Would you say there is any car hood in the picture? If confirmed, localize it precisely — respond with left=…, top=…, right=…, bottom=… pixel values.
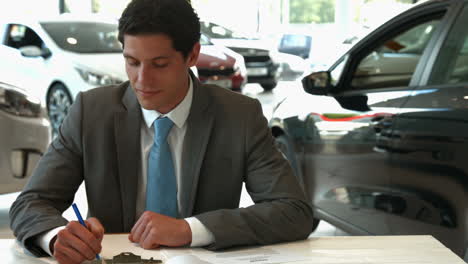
left=273, top=85, right=410, bottom=123
left=198, top=45, right=235, bottom=69
left=65, top=52, right=127, bottom=80
left=273, top=89, right=355, bottom=121
left=273, top=86, right=399, bottom=121
left=210, top=38, right=272, bottom=51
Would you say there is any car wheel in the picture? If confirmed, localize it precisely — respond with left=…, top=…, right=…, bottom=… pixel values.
left=261, top=82, right=277, bottom=91
left=47, top=83, right=72, bottom=137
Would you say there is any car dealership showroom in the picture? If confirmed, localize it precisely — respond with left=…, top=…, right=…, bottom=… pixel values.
left=1, top=0, right=468, bottom=263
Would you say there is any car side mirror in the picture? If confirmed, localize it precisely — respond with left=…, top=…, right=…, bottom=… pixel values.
left=301, top=71, right=331, bottom=95
left=19, top=46, right=51, bottom=59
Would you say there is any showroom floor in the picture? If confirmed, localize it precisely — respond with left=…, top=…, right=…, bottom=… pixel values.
left=0, top=183, right=349, bottom=239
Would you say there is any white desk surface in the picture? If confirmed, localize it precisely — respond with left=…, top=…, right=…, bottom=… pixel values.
left=2, top=234, right=465, bottom=264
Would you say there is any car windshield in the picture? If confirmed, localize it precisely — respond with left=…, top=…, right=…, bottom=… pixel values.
left=40, top=22, right=122, bottom=53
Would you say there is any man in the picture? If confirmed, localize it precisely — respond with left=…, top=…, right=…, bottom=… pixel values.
left=9, top=0, right=314, bottom=263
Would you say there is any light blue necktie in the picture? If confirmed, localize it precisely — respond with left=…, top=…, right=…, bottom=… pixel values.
left=146, top=117, right=178, bottom=217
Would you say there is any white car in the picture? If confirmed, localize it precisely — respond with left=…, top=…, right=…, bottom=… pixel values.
left=0, top=81, right=50, bottom=194
left=0, top=14, right=127, bottom=134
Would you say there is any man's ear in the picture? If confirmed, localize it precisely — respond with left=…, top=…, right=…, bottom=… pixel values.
left=187, top=42, right=201, bottom=67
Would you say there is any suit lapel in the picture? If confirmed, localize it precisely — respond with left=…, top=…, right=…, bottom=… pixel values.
left=180, top=76, right=214, bottom=217
left=114, top=84, right=141, bottom=231
left=112, top=76, right=214, bottom=221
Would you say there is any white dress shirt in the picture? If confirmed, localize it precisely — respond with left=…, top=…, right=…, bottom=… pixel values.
left=37, top=76, right=214, bottom=256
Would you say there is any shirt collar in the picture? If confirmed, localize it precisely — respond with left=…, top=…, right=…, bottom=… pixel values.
left=141, top=75, right=193, bottom=129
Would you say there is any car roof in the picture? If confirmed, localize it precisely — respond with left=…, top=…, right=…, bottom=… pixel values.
left=343, top=0, right=457, bottom=50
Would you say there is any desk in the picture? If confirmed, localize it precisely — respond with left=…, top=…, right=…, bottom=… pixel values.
left=2, top=235, right=465, bottom=264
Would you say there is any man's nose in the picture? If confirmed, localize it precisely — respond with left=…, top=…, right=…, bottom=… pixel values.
left=137, top=66, right=154, bottom=84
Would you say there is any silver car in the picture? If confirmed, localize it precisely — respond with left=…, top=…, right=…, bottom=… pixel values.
left=0, top=81, right=50, bottom=194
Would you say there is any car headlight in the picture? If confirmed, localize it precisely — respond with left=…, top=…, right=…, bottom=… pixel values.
left=76, top=67, right=123, bottom=86
left=0, top=84, right=41, bottom=117
left=269, top=51, right=280, bottom=65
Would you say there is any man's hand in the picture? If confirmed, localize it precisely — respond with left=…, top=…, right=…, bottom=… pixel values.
left=129, top=211, right=192, bottom=249
left=52, top=217, right=104, bottom=264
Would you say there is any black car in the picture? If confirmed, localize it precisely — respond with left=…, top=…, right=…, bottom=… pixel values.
left=200, top=21, right=280, bottom=91
left=270, top=0, right=468, bottom=258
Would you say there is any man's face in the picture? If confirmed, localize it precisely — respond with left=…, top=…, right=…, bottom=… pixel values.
left=123, top=34, right=200, bottom=113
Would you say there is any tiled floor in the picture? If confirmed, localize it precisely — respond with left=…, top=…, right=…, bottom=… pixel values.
left=0, top=191, right=18, bottom=238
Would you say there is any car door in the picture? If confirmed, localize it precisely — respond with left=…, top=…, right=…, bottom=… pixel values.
left=384, top=1, right=468, bottom=257
left=0, top=23, right=49, bottom=99
left=308, top=2, right=449, bottom=236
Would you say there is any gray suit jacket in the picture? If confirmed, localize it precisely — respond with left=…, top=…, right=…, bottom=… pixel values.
left=10, top=75, right=314, bottom=257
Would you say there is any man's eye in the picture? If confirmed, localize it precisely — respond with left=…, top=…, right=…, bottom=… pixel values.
left=154, top=63, right=168, bottom=68
left=126, top=59, right=139, bottom=66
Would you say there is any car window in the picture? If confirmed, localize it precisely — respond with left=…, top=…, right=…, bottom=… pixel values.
left=278, top=34, right=312, bottom=59
left=428, top=6, right=468, bottom=85
left=5, top=24, right=45, bottom=49
left=351, top=18, right=441, bottom=90
left=40, top=22, right=121, bottom=53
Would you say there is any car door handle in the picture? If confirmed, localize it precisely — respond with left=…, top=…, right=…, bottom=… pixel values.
left=375, top=133, right=455, bottom=161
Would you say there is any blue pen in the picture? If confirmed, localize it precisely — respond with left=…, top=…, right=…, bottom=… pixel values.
left=72, top=203, right=101, bottom=260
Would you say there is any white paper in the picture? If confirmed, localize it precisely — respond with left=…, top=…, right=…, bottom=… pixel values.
left=184, top=247, right=309, bottom=264
left=96, top=235, right=165, bottom=262
left=165, top=255, right=211, bottom=264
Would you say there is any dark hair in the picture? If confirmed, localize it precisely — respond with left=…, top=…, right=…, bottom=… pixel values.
left=118, top=0, right=201, bottom=59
